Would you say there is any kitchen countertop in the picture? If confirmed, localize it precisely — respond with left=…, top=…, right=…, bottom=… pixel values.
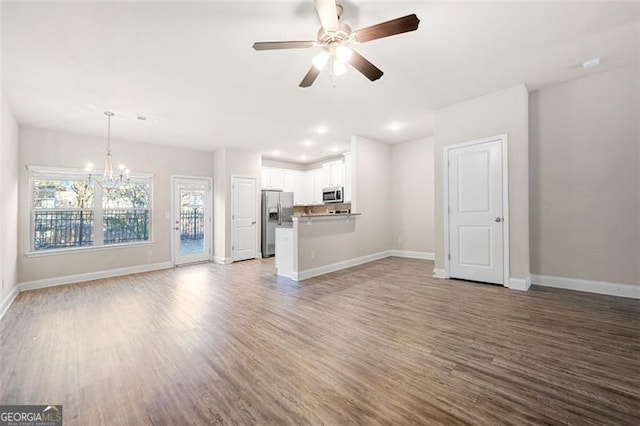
left=294, top=213, right=361, bottom=218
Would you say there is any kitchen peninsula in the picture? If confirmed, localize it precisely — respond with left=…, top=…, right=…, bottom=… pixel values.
left=275, top=211, right=361, bottom=281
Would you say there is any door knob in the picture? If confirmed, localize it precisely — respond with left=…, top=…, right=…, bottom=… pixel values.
left=252, top=221, right=256, bottom=225
left=494, top=217, right=502, bottom=223
left=174, top=227, right=179, bottom=230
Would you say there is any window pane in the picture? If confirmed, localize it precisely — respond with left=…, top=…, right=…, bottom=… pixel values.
left=33, top=179, right=94, bottom=209
left=103, top=182, right=151, bottom=245
left=34, top=210, right=94, bottom=250
left=180, top=189, right=205, bottom=255
left=103, top=210, right=150, bottom=244
left=103, top=183, right=150, bottom=208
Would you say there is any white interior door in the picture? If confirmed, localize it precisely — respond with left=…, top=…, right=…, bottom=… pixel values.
left=448, top=139, right=504, bottom=284
left=232, top=176, right=257, bottom=261
left=173, top=177, right=211, bottom=266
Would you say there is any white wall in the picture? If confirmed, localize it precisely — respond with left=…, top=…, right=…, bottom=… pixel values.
left=351, top=135, right=392, bottom=256
left=296, top=135, right=391, bottom=271
left=390, top=137, right=434, bottom=255
left=18, top=126, right=213, bottom=283
left=434, top=85, right=530, bottom=280
left=530, top=64, right=640, bottom=286
left=212, top=147, right=261, bottom=261
left=261, top=159, right=306, bottom=171
left=213, top=148, right=227, bottom=261
left=1, top=96, right=19, bottom=311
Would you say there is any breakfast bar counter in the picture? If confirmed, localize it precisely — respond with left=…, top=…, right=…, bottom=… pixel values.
left=275, top=213, right=361, bottom=280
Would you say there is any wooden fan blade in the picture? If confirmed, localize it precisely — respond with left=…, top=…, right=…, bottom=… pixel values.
left=252, top=41, right=315, bottom=51
left=315, top=0, right=339, bottom=31
left=349, top=51, right=383, bottom=82
left=352, top=14, right=420, bottom=43
left=299, top=66, right=321, bottom=88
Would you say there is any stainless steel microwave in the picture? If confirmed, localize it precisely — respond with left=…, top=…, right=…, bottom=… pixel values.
left=322, top=186, right=344, bottom=204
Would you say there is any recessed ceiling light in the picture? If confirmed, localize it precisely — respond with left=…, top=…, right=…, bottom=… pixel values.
left=302, top=139, right=314, bottom=147
left=329, top=146, right=340, bottom=153
left=582, top=57, right=601, bottom=69
left=316, top=125, right=329, bottom=135
left=300, top=155, right=308, bottom=161
left=387, top=121, right=403, bottom=132
left=272, top=150, right=281, bottom=157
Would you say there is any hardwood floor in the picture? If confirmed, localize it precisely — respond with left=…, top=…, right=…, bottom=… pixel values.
left=1, top=257, right=639, bottom=425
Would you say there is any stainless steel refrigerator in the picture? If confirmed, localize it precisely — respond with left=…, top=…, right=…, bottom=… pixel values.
left=261, top=190, right=294, bottom=257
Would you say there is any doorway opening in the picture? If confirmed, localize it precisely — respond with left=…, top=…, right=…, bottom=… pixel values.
left=172, top=176, right=212, bottom=266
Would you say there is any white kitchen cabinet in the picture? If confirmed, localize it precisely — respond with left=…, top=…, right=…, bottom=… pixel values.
left=261, top=168, right=284, bottom=190
left=294, top=175, right=304, bottom=205
left=262, top=167, right=308, bottom=204
left=343, top=152, right=352, bottom=202
left=270, top=169, right=284, bottom=190
left=321, top=159, right=344, bottom=188
left=283, top=170, right=296, bottom=192
left=283, top=170, right=304, bottom=205
left=321, top=163, right=331, bottom=188
left=300, top=171, right=313, bottom=205
left=261, top=163, right=344, bottom=206
left=330, top=160, right=344, bottom=187
left=310, top=168, right=323, bottom=204
left=261, top=169, right=270, bottom=189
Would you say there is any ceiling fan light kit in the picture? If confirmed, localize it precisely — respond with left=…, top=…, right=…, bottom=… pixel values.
left=312, top=51, right=330, bottom=70
left=252, top=0, right=420, bottom=87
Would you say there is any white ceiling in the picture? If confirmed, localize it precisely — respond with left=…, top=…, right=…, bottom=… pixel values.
left=2, top=1, right=639, bottom=164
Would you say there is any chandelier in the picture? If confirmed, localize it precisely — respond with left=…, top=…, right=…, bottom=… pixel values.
left=87, top=111, right=130, bottom=191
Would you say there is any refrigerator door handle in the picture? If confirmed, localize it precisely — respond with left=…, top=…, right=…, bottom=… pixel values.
left=277, top=201, right=282, bottom=226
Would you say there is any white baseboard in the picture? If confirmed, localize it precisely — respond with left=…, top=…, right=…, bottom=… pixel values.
left=213, top=256, right=232, bottom=265
left=433, top=268, right=448, bottom=279
left=18, top=262, right=172, bottom=292
left=531, top=274, right=640, bottom=299
left=391, top=250, right=434, bottom=260
left=0, top=286, right=19, bottom=321
left=292, top=250, right=392, bottom=281
left=508, top=276, right=531, bottom=291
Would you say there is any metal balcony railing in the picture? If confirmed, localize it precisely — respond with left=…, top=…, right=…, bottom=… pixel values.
left=103, top=209, right=150, bottom=244
left=33, top=210, right=94, bottom=250
left=180, top=209, right=204, bottom=240
left=34, top=209, right=151, bottom=250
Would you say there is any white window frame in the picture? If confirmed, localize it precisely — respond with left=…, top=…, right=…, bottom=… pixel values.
left=27, top=166, right=155, bottom=256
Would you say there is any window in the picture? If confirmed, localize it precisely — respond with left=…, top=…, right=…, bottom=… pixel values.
left=33, top=177, right=95, bottom=250
left=102, top=183, right=151, bottom=244
left=30, top=167, right=152, bottom=252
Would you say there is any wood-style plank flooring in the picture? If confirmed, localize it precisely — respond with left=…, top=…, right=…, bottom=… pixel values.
left=1, top=258, right=639, bottom=425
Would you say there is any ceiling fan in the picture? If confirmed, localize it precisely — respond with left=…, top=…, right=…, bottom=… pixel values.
left=252, top=0, right=420, bottom=88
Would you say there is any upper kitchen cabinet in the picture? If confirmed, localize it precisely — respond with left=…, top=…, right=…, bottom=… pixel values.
left=300, top=168, right=323, bottom=205
left=312, top=168, right=324, bottom=204
left=261, top=154, right=350, bottom=206
left=321, top=159, right=344, bottom=188
left=283, top=170, right=304, bottom=204
left=261, top=167, right=284, bottom=190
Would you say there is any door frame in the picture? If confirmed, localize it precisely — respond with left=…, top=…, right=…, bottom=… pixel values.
left=170, top=175, right=213, bottom=266
left=230, top=175, right=259, bottom=261
left=443, top=134, right=510, bottom=286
